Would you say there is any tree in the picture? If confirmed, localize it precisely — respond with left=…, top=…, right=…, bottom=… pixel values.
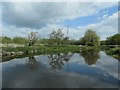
left=82, top=29, right=100, bottom=46
left=69, top=39, right=77, bottom=45
left=49, top=29, right=64, bottom=46
left=106, top=34, right=120, bottom=45
left=100, top=40, right=106, bottom=45
left=37, top=38, right=49, bottom=45
left=62, top=36, right=69, bottom=46
left=28, top=31, right=38, bottom=46
left=13, top=37, right=28, bottom=44
left=79, top=37, right=86, bottom=45
left=2, top=37, right=13, bottom=44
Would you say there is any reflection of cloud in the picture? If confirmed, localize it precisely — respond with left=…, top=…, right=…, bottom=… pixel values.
left=93, top=51, right=119, bottom=79
left=69, top=53, right=85, bottom=64
left=0, top=63, right=2, bottom=89
left=2, top=58, right=27, bottom=71
left=2, top=52, right=119, bottom=88
left=2, top=63, right=118, bottom=88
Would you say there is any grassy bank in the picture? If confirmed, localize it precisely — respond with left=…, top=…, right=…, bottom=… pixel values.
left=105, top=47, right=120, bottom=60
left=2, top=45, right=120, bottom=62
left=2, top=45, right=101, bottom=54
left=2, top=45, right=81, bottom=53
left=100, top=45, right=120, bottom=60
left=2, top=45, right=100, bottom=61
left=2, top=45, right=81, bottom=62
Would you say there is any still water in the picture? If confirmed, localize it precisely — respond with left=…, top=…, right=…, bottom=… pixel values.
left=2, top=51, right=120, bottom=88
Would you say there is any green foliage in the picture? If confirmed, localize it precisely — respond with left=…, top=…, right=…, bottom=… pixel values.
left=80, top=47, right=100, bottom=65
left=106, top=34, right=120, bottom=45
left=80, top=29, right=100, bottom=46
left=105, top=47, right=120, bottom=60
left=100, top=40, right=106, bottom=45
left=69, top=39, right=77, bottom=45
left=2, top=36, right=28, bottom=44
left=37, top=38, right=49, bottom=45
left=2, top=45, right=81, bottom=54
left=79, top=37, right=86, bottom=45
left=13, top=37, right=28, bottom=44
left=62, top=37, right=70, bottom=45
left=2, top=37, right=13, bottom=44
left=49, top=29, right=69, bottom=46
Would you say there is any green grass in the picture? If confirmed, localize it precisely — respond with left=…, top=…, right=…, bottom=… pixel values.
left=2, top=45, right=100, bottom=60
left=2, top=45, right=81, bottom=54
left=2, top=45, right=82, bottom=62
left=105, top=47, right=120, bottom=60
left=2, top=45, right=101, bottom=54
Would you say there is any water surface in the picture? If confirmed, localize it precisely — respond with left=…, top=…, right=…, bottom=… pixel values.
left=2, top=51, right=120, bottom=88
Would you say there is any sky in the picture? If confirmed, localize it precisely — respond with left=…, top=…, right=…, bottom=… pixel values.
left=1, top=2, right=120, bottom=40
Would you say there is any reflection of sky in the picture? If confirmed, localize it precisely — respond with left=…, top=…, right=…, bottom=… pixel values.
left=2, top=62, right=119, bottom=88
left=69, top=53, right=86, bottom=64
left=0, top=63, right=2, bottom=89
left=2, top=57, right=28, bottom=71
left=2, top=52, right=120, bottom=88
left=93, top=51, right=119, bottom=80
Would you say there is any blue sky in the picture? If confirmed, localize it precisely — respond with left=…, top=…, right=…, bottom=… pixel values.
left=59, top=6, right=118, bottom=28
left=1, top=2, right=119, bottom=40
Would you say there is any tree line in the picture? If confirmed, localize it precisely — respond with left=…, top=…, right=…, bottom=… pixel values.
left=1, top=29, right=120, bottom=46
left=101, top=34, right=120, bottom=45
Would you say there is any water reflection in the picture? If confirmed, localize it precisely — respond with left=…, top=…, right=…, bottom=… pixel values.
left=2, top=51, right=120, bottom=88
left=26, top=56, right=38, bottom=70
left=104, top=50, right=120, bottom=61
left=80, top=48, right=100, bottom=65
left=48, top=53, right=73, bottom=71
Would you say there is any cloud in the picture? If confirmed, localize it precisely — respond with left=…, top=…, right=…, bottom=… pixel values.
left=2, top=11, right=118, bottom=40
left=2, top=2, right=118, bottom=40
left=2, top=23, right=85, bottom=40
left=2, top=2, right=117, bottom=29
left=78, top=11, right=118, bottom=40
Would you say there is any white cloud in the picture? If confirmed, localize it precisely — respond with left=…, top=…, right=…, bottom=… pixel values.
left=2, top=2, right=117, bottom=28
left=2, top=0, right=120, bottom=2
left=2, top=23, right=84, bottom=40
left=78, top=11, right=118, bottom=40
left=2, top=25, right=33, bottom=38
left=2, top=2, right=118, bottom=40
left=2, top=11, right=118, bottom=40
left=0, top=2, right=2, bottom=36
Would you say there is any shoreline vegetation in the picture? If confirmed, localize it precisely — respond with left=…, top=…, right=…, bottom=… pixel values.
left=1, top=29, right=120, bottom=61
left=1, top=45, right=92, bottom=60
left=2, top=45, right=120, bottom=62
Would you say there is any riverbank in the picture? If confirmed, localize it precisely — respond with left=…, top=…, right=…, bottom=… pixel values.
left=100, top=45, right=120, bottom=60
left=2, top=45, right=100, bottom=61
left=105, top=48, right=120, bottom=60
left=2, top=45, right=120, bottom=62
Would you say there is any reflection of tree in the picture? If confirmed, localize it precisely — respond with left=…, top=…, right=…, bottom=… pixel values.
left=62, top=53, right=73, bottom=62
left=105, top=49, right=120, bottom=61
left=80, top=48, right=100, bottom=65
left=26, top=56, right=38, bottom=70
left=48, top=53, right=73, bottom=71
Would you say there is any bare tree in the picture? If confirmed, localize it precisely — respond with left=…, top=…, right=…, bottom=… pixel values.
left=28, top=31, right=38, bottom=46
